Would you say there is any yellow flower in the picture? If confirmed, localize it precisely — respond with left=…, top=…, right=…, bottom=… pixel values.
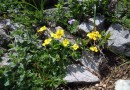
left=62, top=39, right=70, bottom=47
left=94, top=31, right=99, bottom=34
left=87, top=33, right=95, bottom=40
left=51, top=33, right=56, bottom=38
left=42, top=38, right=52, bottom=46
left=72, top=44, right=79, bottom=50
left=87, top=31, right=101, bottom=40
left=54, top=29, right=64, bottom=39
left=94, top=31, right=101, bottom=38
left=91, top=37, right=96, bottom=40
left=37, top=26, right=47, bottom=33
left=90, top=46, right=98, bottom=52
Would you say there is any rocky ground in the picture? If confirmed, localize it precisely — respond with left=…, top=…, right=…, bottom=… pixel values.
left=56, top=50, right=130, bottom=90
left=1, top=18, right=130, bottom=90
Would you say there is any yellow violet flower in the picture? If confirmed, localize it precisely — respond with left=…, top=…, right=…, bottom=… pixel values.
left=90, top=46, right=98, bottom=52
left=62, top=39, right=70, bottom=47
left=72, top=44, right=79, bottom=50
left=37, top=26, right=47, bottom=33
left=55, top=29, right=64, bottom=39
left=42, top=38, right=52, bottom=46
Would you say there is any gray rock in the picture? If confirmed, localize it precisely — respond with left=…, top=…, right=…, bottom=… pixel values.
left=0, top=29, right=10, bottom=46
left=78, top=16, right=105, bottom=37
left=80, top=51, right=103, bottom=73
left=64, top=51, right=104, bottom=83
left=108, top=0, right=118, bottom=12
left=115, top=79, right=130, bottom=90
left=0, top=19, right=23, bottom=47
left=44, top=7, right=70, bottom=27
left=0, top=19, right=12, bottom=29
left=106, top=24, right=130, bottom=57
left=78, top=22, right=94, bottom=33
left=0, top=19, right=22, bottom=30
left=0, top=53, right=10, bottom=67
left=64, top=64, right=99, bottom=83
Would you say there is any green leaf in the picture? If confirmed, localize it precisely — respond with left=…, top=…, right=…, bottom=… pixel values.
left=52, top=44, right=60, bottom=50
left=20, top=74, right=24, bottom=82
left=0, top=49, right=4, bottom=55
left=4, top=80, right=9, bottom=86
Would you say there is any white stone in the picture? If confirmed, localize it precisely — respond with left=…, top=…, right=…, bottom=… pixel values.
left=115, top=79, right=130, bottom=90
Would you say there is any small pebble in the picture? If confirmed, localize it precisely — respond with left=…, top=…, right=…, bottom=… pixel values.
left=103, top=84, right=106, bottom=88
left=95, top=84, right=99, bottom=87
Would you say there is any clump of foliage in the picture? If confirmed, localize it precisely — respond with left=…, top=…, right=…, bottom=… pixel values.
left=0, top=24, right=110, bottom=89
left=114, top=0, right=130, bottom=29
left=63, top=0, right=110, bottom=22
left=0, top=0, right=45, bottom=26
left=0, top=26, right=81, bottom=89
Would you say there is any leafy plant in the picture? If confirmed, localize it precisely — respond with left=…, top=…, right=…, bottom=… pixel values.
left=0, top=25, right=81, bottom=89
left=112, top=0, right=130, bottom=29
left=66, top=0, right=110, bottom=21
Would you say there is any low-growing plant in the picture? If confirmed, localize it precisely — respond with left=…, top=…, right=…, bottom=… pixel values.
left=0, top=23, right=110, bottom=89
left=0, top=0, right=45, bottom=27
left=0, top=26, right=81, bottom=89
left=115, top=0, right=130, bottom=29
left=65, top=0, right=110, bottom=21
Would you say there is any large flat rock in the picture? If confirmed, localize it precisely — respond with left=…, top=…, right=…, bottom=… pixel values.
left=64, top=64, right=99, bottom=83
left=64, top=51, right=104, bottom=83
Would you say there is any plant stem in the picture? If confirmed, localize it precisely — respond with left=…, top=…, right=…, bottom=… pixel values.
left=94, top=4, right=96, bottom=31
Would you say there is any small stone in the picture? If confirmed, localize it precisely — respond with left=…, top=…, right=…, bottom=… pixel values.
left=95, top=84, right=99, bottom=87
left=5, top=19, right=11, bottom=26
left=115, top=79, right=130, bottom=90
left=0, top=53, right=10, bottom=67
left=103, top=84, right=106, bottom=88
